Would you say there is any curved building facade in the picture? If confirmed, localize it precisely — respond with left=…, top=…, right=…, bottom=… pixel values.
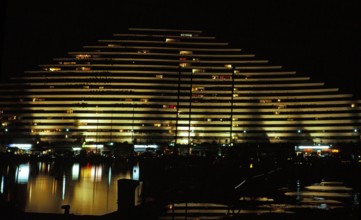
left=0, top=28, right=360, bottom=150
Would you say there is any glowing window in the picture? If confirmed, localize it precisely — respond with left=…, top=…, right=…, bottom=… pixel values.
left=49, top=67, right=61, bottom=71
left=63, top=62, right=76, bottom=65
left=179, top=63, right=190, bottom=67
left=259, top=99, right=272, bottom=103
left=166, top=38, right=179, bottom=43
left=180, top=50, right=193, bottom=55
left=192, top=69, right=205, bottom=73
left=76, top=54, right=91, bottom=59
left=76, top=67, right=91, bottom=71
left=137, top=50, right=150, bottom=53
left=180, top=33, right=193, bottom=37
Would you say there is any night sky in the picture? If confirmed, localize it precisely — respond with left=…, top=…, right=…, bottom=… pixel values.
left=1, top=0, right=360, bottom=97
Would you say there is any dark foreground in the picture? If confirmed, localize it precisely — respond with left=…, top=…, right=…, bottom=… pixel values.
left=1, top=152, right=360, bottom=220
left=0, top=204, right=359, bottom=220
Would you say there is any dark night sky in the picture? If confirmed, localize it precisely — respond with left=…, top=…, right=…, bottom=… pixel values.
left=1, top=0, right=360, bottom=97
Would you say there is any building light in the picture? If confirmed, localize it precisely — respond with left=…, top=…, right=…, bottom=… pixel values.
left=166, top=38, right=179, bottom=43
left=180, top=50, right=192, bottom=55
left=179, top=63, right=190, bottom=67
left=137, top=50, right=150, bottom=53
left=76, top=67, right=91, bottom=71
left=76, top=54, right=91, bottom=59
left=297, top=145, right=330, bottom=150
left=49, top=67, right=61, bottom=71
left=83, top=144, right=104, bottom=149
left=180, top=33, right=193, bottom=37
left=9, top=143, right=32, bottom=150
left=63, top=62, right=76, bottom=65
left=192, top=69, right=205, bottom=73
left=260, top=99, right=272, bottom=103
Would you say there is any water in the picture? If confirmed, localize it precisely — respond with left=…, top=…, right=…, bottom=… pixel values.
left=0, top=161, right=138, bottom=215
left=0, top=158, right=359, bottom=218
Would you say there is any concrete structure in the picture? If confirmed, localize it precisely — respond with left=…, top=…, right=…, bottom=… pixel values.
left=0, top=28, right=360, bottom=151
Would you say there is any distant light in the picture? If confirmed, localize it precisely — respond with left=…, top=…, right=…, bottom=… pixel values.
left=66, top=128, right=69, bottom=132
left=134, top=144, right=158, bottom=149
left=83, top=144, right=103, bottom=149
left=109, top=142, right=114, bottom=146
left=9, top=144, right=32, bottom=150
left=297, top=129, right=301, bottom=133
left=354, top=129, right=358, bottom=133
left=297, top=145, right=329, bottom=150
left=243, top=130, right=247, bottom=133
left=5, top=128, right=8, bottom=132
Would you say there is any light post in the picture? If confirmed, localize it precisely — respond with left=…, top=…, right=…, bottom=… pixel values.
left=229, top=65, right=236, bottom=146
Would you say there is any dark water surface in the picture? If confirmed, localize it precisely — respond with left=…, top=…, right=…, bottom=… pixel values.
left=0, top=156, right=360, bottom=218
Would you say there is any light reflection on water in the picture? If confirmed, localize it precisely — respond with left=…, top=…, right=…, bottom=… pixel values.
left=283, top=179, right=356, bottom=211
left=0, top=161, right=359, bottom=217
left=1, top=161, right=136, bottom=215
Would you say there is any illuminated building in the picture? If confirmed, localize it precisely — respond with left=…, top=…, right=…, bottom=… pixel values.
left=0, top=28, right=360, bottom=150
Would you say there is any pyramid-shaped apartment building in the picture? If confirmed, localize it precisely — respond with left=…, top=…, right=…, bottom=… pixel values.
left=1, top=28, right=360, bottom=153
